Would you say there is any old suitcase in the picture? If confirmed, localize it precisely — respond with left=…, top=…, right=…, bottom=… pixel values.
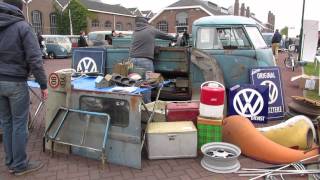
left=147, top=121, right=197, bottom=159
left=166, top=101, right=199, bottom=125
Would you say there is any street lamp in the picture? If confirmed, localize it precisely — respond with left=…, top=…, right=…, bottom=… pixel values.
left=298, top=0, right=306, bottom=61
left=22, top=0, right=32, bottom=23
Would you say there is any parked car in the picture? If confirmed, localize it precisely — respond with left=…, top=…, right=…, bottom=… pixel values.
left=43, top=35, right=72, bottom=59
left=262, top=32, right=273, bottom=47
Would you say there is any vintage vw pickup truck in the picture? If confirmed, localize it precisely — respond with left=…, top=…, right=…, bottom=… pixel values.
left=73, top=15, right=275, bottom=100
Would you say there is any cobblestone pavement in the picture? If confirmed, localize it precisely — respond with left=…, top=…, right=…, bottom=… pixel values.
left=0, top=53, right=308, bottom=180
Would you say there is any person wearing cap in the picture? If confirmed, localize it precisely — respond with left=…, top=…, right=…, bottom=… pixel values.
left=0, top=0, right=48, bottom=176
left=130, top=17, right=174, bottom=72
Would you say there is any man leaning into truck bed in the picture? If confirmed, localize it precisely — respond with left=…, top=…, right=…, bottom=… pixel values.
left=129, top=17, right=174, bottom=72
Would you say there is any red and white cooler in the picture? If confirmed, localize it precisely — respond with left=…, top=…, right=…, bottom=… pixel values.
left=199, top=81, right=225, bottom=119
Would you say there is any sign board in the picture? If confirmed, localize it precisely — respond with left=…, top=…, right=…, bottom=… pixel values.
left=72, top=48, right=106, bottom=74
left=228, top=84, right=269, bottom=123
left=49, top=73, right=60, bottom=89
left=250, top=67, right=285, bottom=120
left=302, top=20, right=319, bottom=62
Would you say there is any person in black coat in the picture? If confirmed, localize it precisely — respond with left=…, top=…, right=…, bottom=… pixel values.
left=78, top=30, right=88, bottom=47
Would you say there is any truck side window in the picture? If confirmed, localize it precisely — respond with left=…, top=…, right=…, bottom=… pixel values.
left=196, top=28, right=223, bottom=49
left=233, top=28, right=251, bottom=48
left=217, top=28, right=251, bottom=49
left=196, top=27, right=251, bottom=50
left=245, top=26, right=268, bottom=49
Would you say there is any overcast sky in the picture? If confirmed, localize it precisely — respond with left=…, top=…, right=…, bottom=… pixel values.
left=102, top=0, right=320, bottom=36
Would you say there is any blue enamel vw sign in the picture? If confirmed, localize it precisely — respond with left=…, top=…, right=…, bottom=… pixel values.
left=72, top=48, right=106, bottom=74
left=228, top=84, right=269, bottom=123
left=250, top=67, right=285, bottom=120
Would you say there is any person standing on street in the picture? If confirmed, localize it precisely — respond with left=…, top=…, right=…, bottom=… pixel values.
left=130, top=17, right=174, bottom=72
left=78, top=30, right=88, bottom=47
left=271, top=29, right=282, bottom=61
left=0, top=0, right=48, bottom=176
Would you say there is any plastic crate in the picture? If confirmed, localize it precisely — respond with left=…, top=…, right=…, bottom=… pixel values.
left=197, top=117, right=222, bottom=149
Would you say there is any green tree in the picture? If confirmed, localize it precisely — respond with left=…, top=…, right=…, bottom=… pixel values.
left=55, top=0, right=93, bottom=35
left=280, top=26, right=288, bottom=36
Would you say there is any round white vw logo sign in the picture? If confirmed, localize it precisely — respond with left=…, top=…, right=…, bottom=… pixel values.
left=77, top=57, right=97, bottom=73
left=233, top=88, right=264, bottom=118
left=261, top=80, right=278, bottom=105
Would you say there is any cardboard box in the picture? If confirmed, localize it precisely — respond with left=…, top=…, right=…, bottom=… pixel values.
left=112, top=62, right=133, bottom=76
left=141, top=101, right=167, bottom=122
left=291, top=75, right=319, bottom=91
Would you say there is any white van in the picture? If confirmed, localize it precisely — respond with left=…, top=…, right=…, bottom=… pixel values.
left=87, top=31, right=133, bottom=46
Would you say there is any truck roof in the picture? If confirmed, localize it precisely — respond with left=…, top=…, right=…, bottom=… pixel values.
left=193, top=16, right=256, bottom=26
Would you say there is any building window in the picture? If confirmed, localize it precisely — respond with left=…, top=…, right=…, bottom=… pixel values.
left=126, top=23, right=132, bottom=31
left=176, top=12, right=188, bottom=33
left=104, top=21, right=112, bottom=29
left=31, top=10, right=42, bottom=34
left=116, top=22, right=122, bottom=31
left=92, top=19, right=100, bottom=27
left=50, top=13, right=57, bottom=35
left=157, top=20, right=168, bottom=33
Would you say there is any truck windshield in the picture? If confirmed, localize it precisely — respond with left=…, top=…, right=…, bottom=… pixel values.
left=196, top=27, right=251, bottom=50
left=245, top=26, right=268, bottom=49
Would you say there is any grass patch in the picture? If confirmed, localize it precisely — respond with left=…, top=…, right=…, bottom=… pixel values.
left=303, top=62, right=319, bottom=76
left=305, top=90, right=320, bottom=101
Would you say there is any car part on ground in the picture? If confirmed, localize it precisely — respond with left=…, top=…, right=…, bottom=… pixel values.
left=200, top=142, right=241, bottom=173
left=44, top=107, right=111, bottom=166
left=257, top=115, right=316, bottom=150
left=222, top=115, right=319, bottom=164
left=237, top=155, right=320, bottom=180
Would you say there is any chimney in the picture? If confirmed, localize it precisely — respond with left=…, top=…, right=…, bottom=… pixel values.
left=240, top=3, right=245, bottom=16
left=234, top=0, right=239, bottom=16
left=268, top=11, right=272, bottom=23
left=246, top=6, right=250, bottom=17
left=272, top=13, right=275, bottom=30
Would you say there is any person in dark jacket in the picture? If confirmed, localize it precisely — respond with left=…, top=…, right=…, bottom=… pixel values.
left=0, top=0, right=48, bottom=176
left=37, top=32, right=47, bottom=57
left=78, top=30, right=88, bottom=47
left=271, top=29, right=282, bottom=60
left=130, top=17, right=174, bottom=72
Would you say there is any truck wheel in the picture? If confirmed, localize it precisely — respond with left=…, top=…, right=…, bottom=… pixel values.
left=48, top=52, right=55, bottom=59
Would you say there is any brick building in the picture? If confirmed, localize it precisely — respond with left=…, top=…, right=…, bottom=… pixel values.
left=20, top=0, right=275, bottom=35
left=149, top=0, right=229, bottom=34
left=22, top=0, right=59, bottom=34
left=150, top=0, right=276, bottom=34
left=22, top=0, right=135, bottom=34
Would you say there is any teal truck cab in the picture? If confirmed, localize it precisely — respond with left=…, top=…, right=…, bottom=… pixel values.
left=191, top=16, right=275, bottom=88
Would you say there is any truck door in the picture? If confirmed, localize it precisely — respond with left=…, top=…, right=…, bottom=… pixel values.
left=194, top=27, right=258, bottom=88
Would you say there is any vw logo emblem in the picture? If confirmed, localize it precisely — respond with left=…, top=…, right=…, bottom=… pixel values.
left=233, top=88, right=264, bottom=118
left=261, top=80, right=278, bottom=105
left=77, top=57, right=97, bottom=73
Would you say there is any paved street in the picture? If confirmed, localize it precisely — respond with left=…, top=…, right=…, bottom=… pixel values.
left=0, top=53, right=307, bottom=180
